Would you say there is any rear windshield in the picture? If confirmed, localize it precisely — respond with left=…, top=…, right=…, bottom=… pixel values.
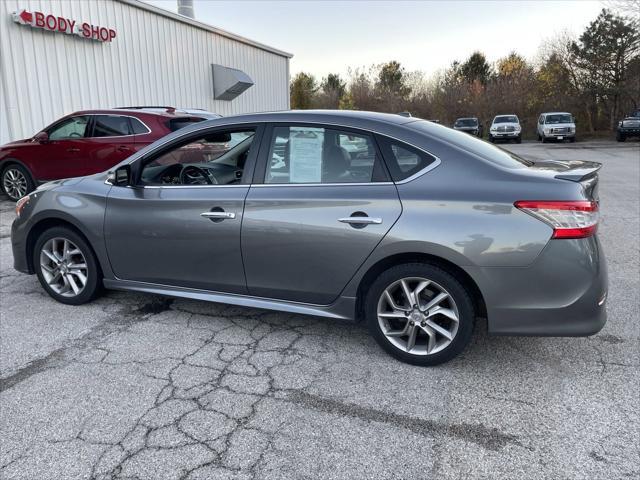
left=494, top=116, right=518, bottom=124
left=408, top=120, right=534, bottom=169
left=454, top=118, right=478, bottom=127
left=168, top=117, right=205, bottom=132
left=545, top=114, right=572, bottom=124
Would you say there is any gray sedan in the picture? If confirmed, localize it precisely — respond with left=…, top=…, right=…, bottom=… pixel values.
left=10, top=111, right=607, bottom=366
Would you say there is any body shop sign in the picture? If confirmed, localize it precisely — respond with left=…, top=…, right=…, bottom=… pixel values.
left=12, top=9, right=116, bottom=42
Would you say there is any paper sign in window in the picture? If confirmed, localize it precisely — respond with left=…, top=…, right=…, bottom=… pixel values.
left=289, top=127, right=324, bottom=183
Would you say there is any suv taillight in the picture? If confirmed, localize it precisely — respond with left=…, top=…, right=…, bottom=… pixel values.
left=514, top=200, right=599, bottom=239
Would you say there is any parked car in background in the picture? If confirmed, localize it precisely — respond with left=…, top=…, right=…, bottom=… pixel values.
left=116, top=106, right=222, bottom=120
left=488, top=115, right=521, bottom=143
left=11, top=110, right=607, bottom=366
left=453, top=117, right=483, bottom=137
left=537, top=112, right=576, bottom=143
left=0, top=108, right=214, bottom=200
left=616, top=110, right=640, bottom=142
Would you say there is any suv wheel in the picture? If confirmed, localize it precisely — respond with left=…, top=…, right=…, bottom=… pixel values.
left=2, top=164, right=34, bottom=201
left=34, top=227, right=102, bottom=305
left=616, top=132, right=625, bottom=142
left=515, top=135, right=522, bottom=144
left=365, top=263, right=475, bottom=366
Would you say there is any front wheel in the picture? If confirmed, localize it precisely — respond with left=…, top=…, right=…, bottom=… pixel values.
left=616, top=132, right=625, bottom=142
left=2, top=164, right=35, bottom=201
left=365, top=263, right=475, bottom=366
left=34, top=227, right=102, bottom=305
left=515, top=135, right=522, bottom=144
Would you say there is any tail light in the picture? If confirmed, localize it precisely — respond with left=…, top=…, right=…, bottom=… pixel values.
left=514, top=200, right=598, bottom=239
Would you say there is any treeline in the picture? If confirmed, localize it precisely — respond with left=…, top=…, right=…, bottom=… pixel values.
left=290, top=8, right=640, bottom=136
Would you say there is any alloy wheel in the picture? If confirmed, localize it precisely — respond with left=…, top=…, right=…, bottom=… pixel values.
left=39, top=238, right=89, bottom=297
left=377, top=277, right=459, bottom=355
left=3, top=168, right=28, bottom=199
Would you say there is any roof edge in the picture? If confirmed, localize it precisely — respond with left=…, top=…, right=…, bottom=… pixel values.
left=117, top=0, right=293, bottom=59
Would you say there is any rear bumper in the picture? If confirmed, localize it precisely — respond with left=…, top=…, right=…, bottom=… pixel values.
left=470, top=236, right=607, bottom=336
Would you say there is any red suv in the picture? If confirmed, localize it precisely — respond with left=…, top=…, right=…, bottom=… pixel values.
left=0, top=108, right=215, bottom=200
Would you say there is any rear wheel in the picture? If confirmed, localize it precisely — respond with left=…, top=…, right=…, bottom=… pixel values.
left=365, top=263, right=475, bottom=366
left=2, top=164, right=34, bottom=201
left=34, top=227, right=102, bottom=305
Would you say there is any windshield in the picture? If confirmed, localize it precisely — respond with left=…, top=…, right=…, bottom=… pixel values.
left=494, top=116, right=518, bottom=124
left=545, top=114, right=572, bottom=124
left=455, top=118, right=478, bottom=127
left=630, top=110, right=640, bottom=118
left=408, top=120, right=534, bottom=169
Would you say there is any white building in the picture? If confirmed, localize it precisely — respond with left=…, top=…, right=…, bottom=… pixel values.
left=0, top=0, right=292, bottom=144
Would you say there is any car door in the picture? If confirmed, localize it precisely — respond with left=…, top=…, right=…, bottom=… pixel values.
left=40, top=115, right=91, bottom=180
left=104, top=125, right=263, bottom=293
left=83, top=114, right=140, bottom=174
left=241, top=123, right=402, bottom=305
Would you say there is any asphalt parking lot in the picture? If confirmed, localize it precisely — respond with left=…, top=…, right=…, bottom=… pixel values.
left=0, top=140, right=638, bottom=480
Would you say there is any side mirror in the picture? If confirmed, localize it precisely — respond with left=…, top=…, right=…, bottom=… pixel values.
left=33, top=131, right=49, bottom=143
left=108, top=165, right=131, bottom=187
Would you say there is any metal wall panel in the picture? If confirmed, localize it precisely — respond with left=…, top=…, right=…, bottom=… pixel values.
left=0, top=0, right=291, bottom=143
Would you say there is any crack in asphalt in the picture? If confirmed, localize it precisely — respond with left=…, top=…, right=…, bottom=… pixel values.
left=1, top=290, right=530, bottom=479
left=284, top=390, right=526, bottom=451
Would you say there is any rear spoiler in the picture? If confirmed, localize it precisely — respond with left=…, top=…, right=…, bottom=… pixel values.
left=554, top=163, right=602, bottom=182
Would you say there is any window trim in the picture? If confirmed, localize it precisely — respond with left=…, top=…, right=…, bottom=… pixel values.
left=87, top=114, right=152, bottom=139
left=113, top=118, right=441, bottom=187
left=129, top=124, right=264, bottom=189
left=253, top=122, right=391, bottom=186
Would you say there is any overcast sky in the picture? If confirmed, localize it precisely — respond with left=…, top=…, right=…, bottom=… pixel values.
left=144, top=0, right=605, bottom=79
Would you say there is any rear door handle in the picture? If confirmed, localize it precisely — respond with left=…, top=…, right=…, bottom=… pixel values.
left=338, top=217, right=382, bottom=225
left=67, top=147, right=80, bottom=153
left=200, top=211, right=236, bottom=220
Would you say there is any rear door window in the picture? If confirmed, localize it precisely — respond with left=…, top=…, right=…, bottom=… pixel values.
left=91, top=115, right=132, bottom=137
left=263, top=125, right=387, bottom=184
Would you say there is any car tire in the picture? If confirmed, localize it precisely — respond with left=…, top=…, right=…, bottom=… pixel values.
left=570, top=136, right=576, bottom=143
left=488, top=136, right=494, bottom=143
left=365, top=263, right=475, bottom=366
left=537, top=133, right=541, bottom=141
left=616, top=132, right=625, bottom=142
left=33, top=226, right=102, bottom=305
left=515, top=135, right=522, bottom=144
left=1, top=163, right=35, bottom=201
left=541, top=135, right=548, bottom=143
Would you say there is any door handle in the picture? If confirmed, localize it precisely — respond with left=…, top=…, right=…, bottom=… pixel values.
left=117, top=145, right=132, bottom=152
left=67, top=147, right=80, bottom=153
left=338, top=216, right=382, bottom=225
left=200, top=211, right=236, bottom=220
